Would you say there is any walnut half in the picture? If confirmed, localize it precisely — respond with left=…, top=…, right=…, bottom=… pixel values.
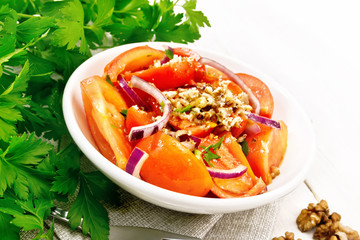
left=272, top=231, right=302, bottom=240
left=296, top=200, right=329, bottom=232
left=296, top=200, right=360, bottom=240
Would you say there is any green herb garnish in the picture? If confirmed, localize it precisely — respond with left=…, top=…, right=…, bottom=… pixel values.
left=120, top=109, right=128, bottom=119
left=159, top=101, right=165, bottom=113
left=241, top=139, right=249, bottom=156
left=165, top=48, right=174, bottom=59
left=200, top=136, right=225, bottom=167
left=106, top=75, right=114, bottom=86
left=174, top=105, right=193, bottom=113
left=0, top=0, right=209, bottom=238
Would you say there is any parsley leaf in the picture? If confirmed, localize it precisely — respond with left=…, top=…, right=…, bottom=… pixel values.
left=183, top=0, right=211, bottom=30
left=0, top=211, right=20, bottom=240
left=51, top=144, right=80, bottom=197
left=0, top=194, right=55, bottom=239
left=17, top=17, right=55, bottom=43
left=0, top=5, right=18, bottom=57
left=0, top=61, right=30, bottom=141
left=0, top=133, right=54, bottom=199
left=67, top=175, right=109, bottom=240
left=42, top=0, right=89, bottom=54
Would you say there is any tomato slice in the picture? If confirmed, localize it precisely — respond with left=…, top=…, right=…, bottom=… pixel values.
left=198, top=133, right=261, bottom=198
left=172, top=47, right=206, bottom=82
left=104, top=45, right=166, bottom=82
left=124, top=59, right=197, bottom=90
left=172, top=47, right=201, bottom=60
left=245, top=120, right=288, bottom=184
left=168, top=116, right=217, bottom=138
left=236, top=73, right=274, bottom=118
left=137, top=132, right=213, bottom=197
left=125, top=106, right=155, bottom=134
left=80, top=76, right=132, bottom=169
left=211, top=177, right=266, bottom=198
left=221, top=132, right=256, bottom=181
left=230, top=118, right=247, bottom=138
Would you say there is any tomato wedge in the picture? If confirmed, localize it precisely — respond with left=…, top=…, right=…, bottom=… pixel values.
left=202, top=70, right=274, bottom=118
left=236, top=73, right=274, bottom=118
left=245, top=120, right=288, bottom=184
left=172, top=47, right=201, bottom=60
left=81, top=76, right=132, bottom=169
left=211, top=177, right=266, bottom=198
left=124, top=59, right=197, bottom=90
left=125, top=106, right=155, bottom=134
left=136, top=132, right=213, bottom=197
left=168, top=116, right=217, bottom=138
left=104, top=45, right=166, bottom=82
left=198, top=133, right=261, bottom=198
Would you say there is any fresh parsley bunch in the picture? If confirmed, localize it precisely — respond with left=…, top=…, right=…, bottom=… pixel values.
left=0, top=0, right=210, bottom=239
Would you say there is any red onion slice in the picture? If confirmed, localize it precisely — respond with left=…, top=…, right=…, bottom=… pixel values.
left=207, top=164, right=248, bottom=179
left=179, top=134, right=201, bottom=148
left=247, top=113, right=280, bottom=129
left=125, top=147, right=149, bottom=179
left=128, top=76, right=171, bottom=141
left=198, top=57, right=261, bottom=115
left=244, top=121, right=261, bottom=135
left=116, top=75, right=148, bottom=108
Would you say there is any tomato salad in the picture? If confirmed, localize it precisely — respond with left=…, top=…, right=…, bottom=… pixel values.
left=80, top=45, right=288, bottom=198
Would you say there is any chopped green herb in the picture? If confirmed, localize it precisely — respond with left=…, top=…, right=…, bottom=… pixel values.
left=241, top=139, right=249, bottom=156
left=213, top=136, right=224, bottom=150
left=120, top=109, right=128, bottom=119
left=165, top=48, right=174, bottom=60
left=105, top=75, right=113, bottom=86
left=194, top=149, right=202, bottom=159
left=159, top=101, right=165, bottom=113
left=174, top=105, right=193, bottom=113
left=200, top=136, right=224, bottom=167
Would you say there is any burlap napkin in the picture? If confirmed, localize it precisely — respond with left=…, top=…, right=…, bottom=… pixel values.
left=21, top=156, right=280, bottom=240
left=46, top=194, right=279, bottom=240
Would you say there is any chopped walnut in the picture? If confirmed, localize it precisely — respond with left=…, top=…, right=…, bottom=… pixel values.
left=270, top=166, right=280, bottom=179
left=277, top=200, right=359, bottom=240
left=313, top=211, right=360, bottom=240
left=339, top=224, right=360, bottom=240
left=272, top=231, right=302, bottom=240
left=314, top=212, right=341, bottom=240
left=297, top=200, right=329, bottom=232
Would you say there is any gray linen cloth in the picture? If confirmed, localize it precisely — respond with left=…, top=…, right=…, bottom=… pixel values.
left=21, top=156, right=280, bottom=240
left=48, top=190, right=279, bottom=240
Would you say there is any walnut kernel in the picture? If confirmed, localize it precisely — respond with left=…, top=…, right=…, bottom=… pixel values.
left=296, top=200, right=330, bottom=232
left=272, top=231, right=302, bottom=240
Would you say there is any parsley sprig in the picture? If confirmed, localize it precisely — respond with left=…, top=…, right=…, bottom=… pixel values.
left=0, top=0, right=210, bottom=239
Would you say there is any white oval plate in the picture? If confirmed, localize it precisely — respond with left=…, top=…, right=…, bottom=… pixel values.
left=63, top=42, right=315, bottom=214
